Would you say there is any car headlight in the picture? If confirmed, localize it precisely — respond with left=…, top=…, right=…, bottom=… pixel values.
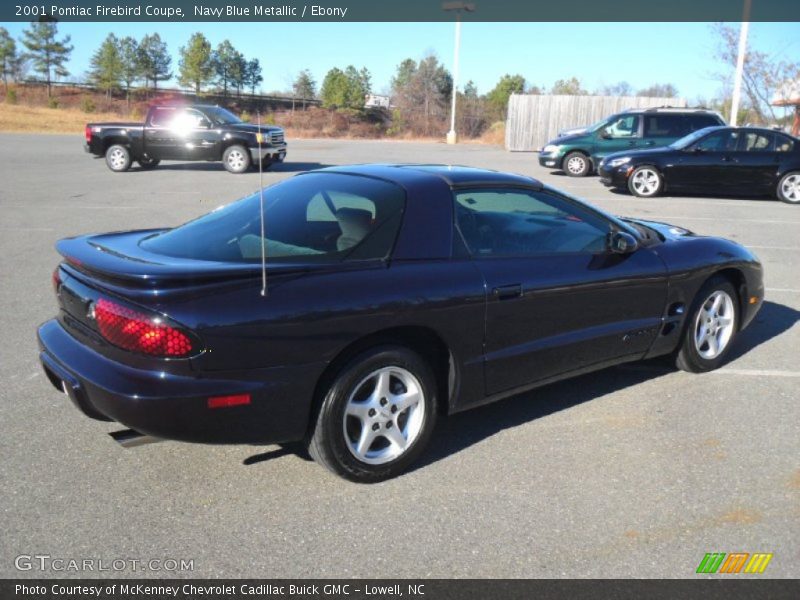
left=608, top=157, right=631, bottom=168
left=542, top=144, right=561, bottom=154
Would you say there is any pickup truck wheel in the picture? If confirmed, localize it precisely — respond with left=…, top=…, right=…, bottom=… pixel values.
left=222, top=145, right=251, bottom=174
left=137, top=157, right=160, bottom=169
left=105, top=144, right=132, bottom=172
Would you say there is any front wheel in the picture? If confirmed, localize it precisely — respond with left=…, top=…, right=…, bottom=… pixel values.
left=563, top=152, right=591, bottom=177
left=137, top=156, right=160, bottom=169
left=777, top=171, right=800, bottom=204
left=308, top=346, right=438, bottom=483
left=676, top=276, right=739, bottom=373
left=105, top=144, right=131, bottom=172
left=628, top=166, right=663, bottom=197
left=222, top=144, right=251, bottom=174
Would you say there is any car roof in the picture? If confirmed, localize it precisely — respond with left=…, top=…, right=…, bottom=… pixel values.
left=622, top=107, right=720, bottom=114
left=314, top=164, right=543, bottom=189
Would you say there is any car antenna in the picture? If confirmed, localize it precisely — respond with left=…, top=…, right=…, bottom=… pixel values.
left=257, top=111, right=268, bottom=297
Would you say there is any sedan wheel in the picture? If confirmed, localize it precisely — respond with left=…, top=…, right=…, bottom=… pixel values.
left=777, top=172, right=800, bottom=204
left=628, top=166, right=662, bottom=197
left=308, top=346, right=437, bottom=482
left=676, top=276, right=739, bottom=373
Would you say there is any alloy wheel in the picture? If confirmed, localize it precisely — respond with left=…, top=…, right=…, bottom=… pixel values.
left=566, top=155, right=586, bottom=175
left=693, top=290, right=735, bottom=360
left=342, top=366, right=425, bottom=465
left=780, top=174, right=800, bottom=203
left=109, top=148, right=127, bottom=170
left=227, top=150, right=246, bottom=170
left=631, top=168, right=660, bottom=196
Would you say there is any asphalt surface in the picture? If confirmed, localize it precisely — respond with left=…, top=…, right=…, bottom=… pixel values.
left=0, top=134, right=798, bottom=579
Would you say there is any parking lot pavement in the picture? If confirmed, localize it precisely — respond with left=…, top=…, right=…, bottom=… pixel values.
left=1, top=134, right=798, bottom=578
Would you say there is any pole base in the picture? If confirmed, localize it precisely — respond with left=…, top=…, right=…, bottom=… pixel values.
left=446, top=130, right=458, bottom=145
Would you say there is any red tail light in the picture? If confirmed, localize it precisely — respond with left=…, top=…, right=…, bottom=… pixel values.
left=84, top=125, right=92, bottom=143
left=94, top=298, right=195, bottom=357
left=52, top=267, right=61, bottom=293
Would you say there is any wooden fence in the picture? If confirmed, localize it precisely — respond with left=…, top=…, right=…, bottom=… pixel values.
left=505, top=94, right=687, bottom=151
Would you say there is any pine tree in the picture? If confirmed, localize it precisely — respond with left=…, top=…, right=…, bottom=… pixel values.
left=89, top=34, right=123, bottom=98
left=292, top=69, right=316, bottom=108
left=118, top=37, right=140, bottom=108
left=178, top=32, right=214, bottom=95
left=212, top=40, right=238, bottom=97
left=245, top=59, right=263, bottom=96
left=138, top=33, right=171, bottom=91
left=0, top=27, right=17, bottom=92
left=21, top=22, right=73, bottom=97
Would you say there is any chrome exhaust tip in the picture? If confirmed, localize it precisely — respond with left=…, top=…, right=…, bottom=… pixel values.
left=109, top=429, right=163, bottom=448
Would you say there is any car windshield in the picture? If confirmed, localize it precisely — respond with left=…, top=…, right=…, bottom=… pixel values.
left=669, top=126, right=721, bottom=150
left=139, top=173, right=406, bottom=264
left=588, top=116, right=613, bottom=132
left=203, top=107, right=244, bottom=125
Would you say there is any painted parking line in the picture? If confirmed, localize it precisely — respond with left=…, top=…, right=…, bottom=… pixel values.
left=713, top=368, right=800, bottom=378
left=765, top=288, right=800, bottom=293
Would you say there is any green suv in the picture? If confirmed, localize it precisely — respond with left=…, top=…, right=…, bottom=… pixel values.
left=538, top=108, right=726, bottom=177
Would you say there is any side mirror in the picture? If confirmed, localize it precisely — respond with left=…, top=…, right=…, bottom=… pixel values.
left=600, top=129, right=612, bottom=139
left=608, top=231, right=638, bottom=254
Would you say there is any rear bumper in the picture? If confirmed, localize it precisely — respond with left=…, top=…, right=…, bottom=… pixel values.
left=37, top=319, right=322, bottom=445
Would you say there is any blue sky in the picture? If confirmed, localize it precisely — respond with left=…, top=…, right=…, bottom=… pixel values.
left=2, top=21, right=798, bottom=100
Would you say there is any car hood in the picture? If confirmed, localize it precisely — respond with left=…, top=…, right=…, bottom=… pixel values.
left=225, top=123, right=283, bottom=135
left=602, top=146, right=674, bottom=163
left=557, top=125, right=589, bottom=137
left=547, top=132, right=589, bottom=146
left=622, top=217, right=694, bottom=241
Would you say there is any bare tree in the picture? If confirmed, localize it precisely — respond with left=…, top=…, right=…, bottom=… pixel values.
left=712, top=23, right=800, bottom=124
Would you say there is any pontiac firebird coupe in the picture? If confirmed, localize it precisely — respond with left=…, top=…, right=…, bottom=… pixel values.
left=38, top=165, right=764, bottom=482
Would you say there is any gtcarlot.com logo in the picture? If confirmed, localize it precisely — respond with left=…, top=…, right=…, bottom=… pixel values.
left=696, top=552, right=773, bottom=574
left=15, top=554, right=194, bottom=572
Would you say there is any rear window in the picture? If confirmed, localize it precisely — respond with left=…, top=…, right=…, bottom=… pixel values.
left=140, top=173, right=405, bottom=263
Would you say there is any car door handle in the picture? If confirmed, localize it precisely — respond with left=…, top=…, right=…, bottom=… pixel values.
left=492, top=284, right=523, bottom=300
left=721, top=155, right=737, bottom=162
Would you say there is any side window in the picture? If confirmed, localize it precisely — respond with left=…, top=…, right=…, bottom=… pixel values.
left=695, top=130, right=740, bottom=152
left=306, top=192, right=377, bottom=222
left=688, top=115, right=722, bottom=132
left=605, top=115, right=640, bottom=138
left=148, top=107, right=177, bottom=127
left=739, top=132, right=774, bottom=152
left=454, top=189, right=611, bottom=257
left=644, top=115, right=682, bottom=138
left=775, top=135, right=795, bottom=152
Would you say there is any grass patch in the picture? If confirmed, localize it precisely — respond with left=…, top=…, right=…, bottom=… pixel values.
left=0, top=103, right=122, bottom=134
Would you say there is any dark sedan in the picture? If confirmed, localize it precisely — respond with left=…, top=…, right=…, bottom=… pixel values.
left=598, top=126, right=800, bottom=203
left=38, top=165, right=764, bottom=482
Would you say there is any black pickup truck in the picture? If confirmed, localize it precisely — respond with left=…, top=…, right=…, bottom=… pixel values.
left=84, top=104, right=287, bottom=174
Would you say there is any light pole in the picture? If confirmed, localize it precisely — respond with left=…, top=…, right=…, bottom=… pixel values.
left=730, top=0, right=752, bottom=126
left=443, top=2, right=475, bottom=144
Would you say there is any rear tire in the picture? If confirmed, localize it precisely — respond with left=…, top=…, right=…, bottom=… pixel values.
left=563, top=152, right=591, bottom=177
left=777, top=171, right=800, bottom=204
left=105, top=144, right=131, bottom=172
left=222, top=144, right=251, bottom=174
left=308, top=346, right=438, bottom=483
left=675, top=276, right=739, bottom=373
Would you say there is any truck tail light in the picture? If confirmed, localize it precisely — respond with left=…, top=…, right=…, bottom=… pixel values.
left=85, top=125, right=92, bottom=143
left=94, top=298, right=197, bottom=357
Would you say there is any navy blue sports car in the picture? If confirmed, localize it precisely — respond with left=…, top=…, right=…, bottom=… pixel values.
left=38, top=165, right=764, bottom=481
